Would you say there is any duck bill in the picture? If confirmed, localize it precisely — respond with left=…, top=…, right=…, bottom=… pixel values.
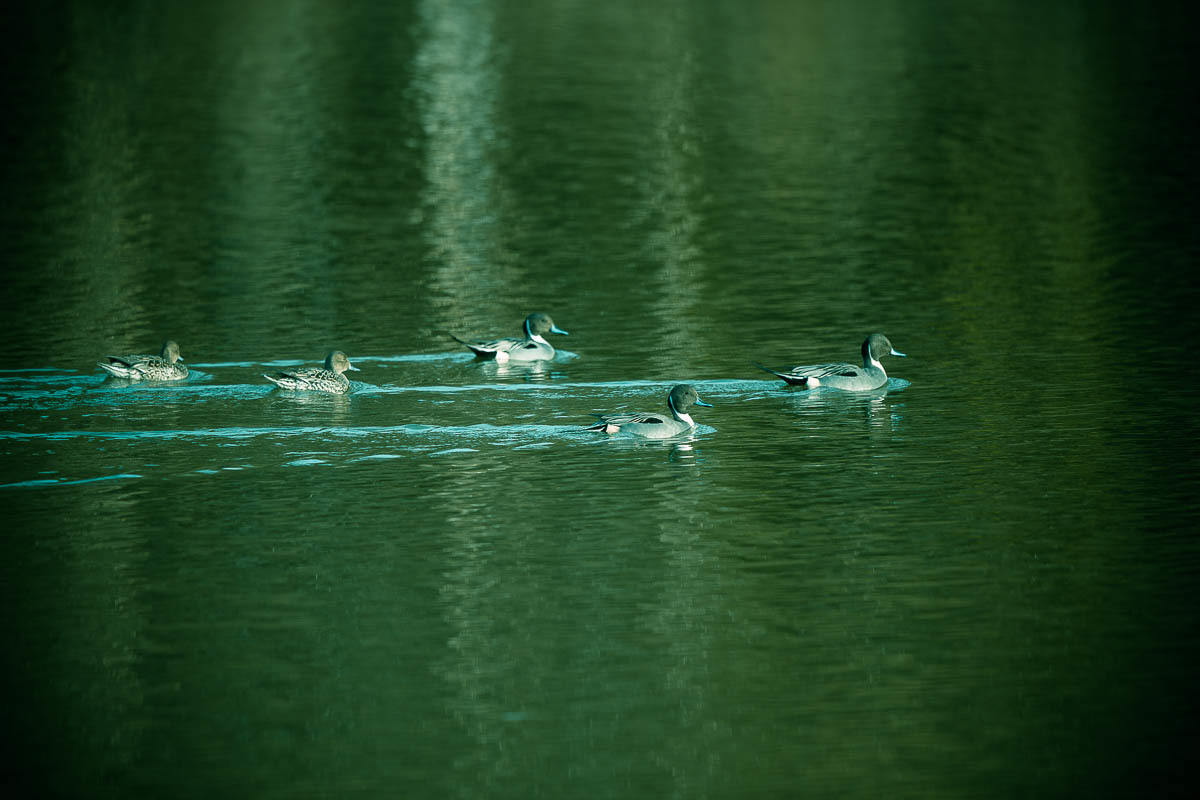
left=890, top=349, right=906, bottom=357
left=550, top=325, right=568, bottom=336
left=694, top=399, right=713, bottom=407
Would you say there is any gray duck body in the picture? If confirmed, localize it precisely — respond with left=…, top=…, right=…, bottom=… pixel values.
left=756, top=333, right=905, bottom=391
left=452, top=312, right=568, bottom=363
left=97, top=340, right=188, bottom=381
left=586, top=384, right=713, bottom=439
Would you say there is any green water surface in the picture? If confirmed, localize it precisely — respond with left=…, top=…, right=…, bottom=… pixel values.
left=2, top=1, right=1198, bottom=797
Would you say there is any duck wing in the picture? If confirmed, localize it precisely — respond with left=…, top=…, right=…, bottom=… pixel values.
left=759, top=361, right=860, bottom=379
left=104, top=353, right=152, bottom=368
left=790, top=361, right=861, bottom=378
left=452, top=334, right=524, bottom=356
left=132, top=356, right=173, bottom=375
left=270, top=365, right=325, bottom=382
left=585, top=411, right=668, bottom=431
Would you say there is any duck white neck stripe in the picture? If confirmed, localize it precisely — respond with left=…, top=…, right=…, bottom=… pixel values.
left=668, top=395, right=694, bottom=425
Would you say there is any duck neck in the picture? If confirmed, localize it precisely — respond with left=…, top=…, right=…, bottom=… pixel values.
left=524, top=319, right=549, bottom=345
left=862, top=344, right=884, bottom=371
left=668, top=396, right=695, bottom=426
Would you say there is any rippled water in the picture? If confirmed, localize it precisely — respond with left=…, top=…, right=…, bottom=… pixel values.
left=3, top=1, right=1199, bottom=797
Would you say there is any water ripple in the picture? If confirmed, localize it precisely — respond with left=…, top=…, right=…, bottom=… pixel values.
left=0, top=472, right=142, bottom=489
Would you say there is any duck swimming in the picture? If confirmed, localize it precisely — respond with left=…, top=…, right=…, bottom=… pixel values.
left=585, top=384, right=713, bottom=439
left=452, top=312, right=568, bottom=363
left=263, top=351, right=360, bottom=394
left=755, top=333, right=905, bottom=391
left=97, top=340, right=188, bottom=381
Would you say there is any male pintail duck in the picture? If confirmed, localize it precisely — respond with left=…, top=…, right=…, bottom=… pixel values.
left=97, top=340, right=188, bottom=381
left=586, top=384, right=713, bottom=439
left=263, top=351, right=360, bottom=394
left=452, top=312, right=568, bottom=363
left=755, top=333, right=905, bottom=391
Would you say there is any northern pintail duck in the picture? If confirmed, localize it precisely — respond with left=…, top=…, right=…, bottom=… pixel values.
left=586, top=384, right=713, bottom=439
left=452, top=312, right=568, bottom=363
left=97, top=340, right=188, bottom=381
left=263, top=351, right=360, bottom=394
left=755, top=333, right=905, bottom=391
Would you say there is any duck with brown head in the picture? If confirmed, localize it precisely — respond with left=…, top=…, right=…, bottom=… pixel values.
left=97, top=340, right=189, bottom=381
left=585, top=384, right=713, bottom=439
left=755, top=333, right=905, bottom=391
left=264, top=351, right=360, bottom=394
left=452, top=312, right=568, bottom=363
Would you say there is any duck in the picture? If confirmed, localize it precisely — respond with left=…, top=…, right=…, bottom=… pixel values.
left=585, top=384, right=713, bottom=439
left=97, top=340, right=188, bottom=381
left=755, top=333, right=905, bottom=391
left=263, top=351, right=360, bottom=394
left=452, top=312, right=568, bottom=363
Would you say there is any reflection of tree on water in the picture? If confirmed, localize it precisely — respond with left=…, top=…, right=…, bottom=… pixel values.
left=415, top=0, right=515, bottom=340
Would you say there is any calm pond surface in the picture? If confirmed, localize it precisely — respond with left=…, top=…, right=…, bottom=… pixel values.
left=2, top=1, right=1199, bottom=797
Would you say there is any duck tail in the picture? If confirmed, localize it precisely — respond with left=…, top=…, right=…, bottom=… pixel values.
left=98, top=356, right=139, bottom=377
left=452, top=334, right=497, bottom=359
left=583, top=413, right=614, bottom=432
left=450, top=333, right=483, bottom=354
left=753, top=362, right=808, bottom=386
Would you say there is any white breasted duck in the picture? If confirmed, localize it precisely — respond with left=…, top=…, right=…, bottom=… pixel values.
left=755, top=333, right=905, bottom=391
left=452, top=312, right=568, bottom=363
left=586, top=384, right=713, bottom=439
